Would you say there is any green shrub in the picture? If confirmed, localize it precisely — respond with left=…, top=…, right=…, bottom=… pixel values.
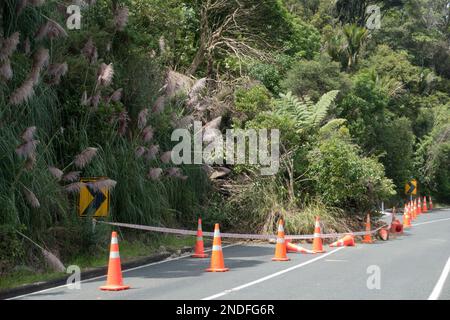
left=234, top=85, right=272, bottom=121
left=247, top=55, right=293, bottom=94
left=282, top=55, right=350, bottom=101
left=307, top=134, right=396, bottom=212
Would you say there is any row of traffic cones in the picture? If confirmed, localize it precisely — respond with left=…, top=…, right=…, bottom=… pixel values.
left=402, top=196, right=433, bottom=228
left=271, top=217, right=359, bottom=261
left=99, top=219, right=229, bottom=291
left=99, top=197, right=434, bottom=290
left=98, top=216, right=349, bottom=290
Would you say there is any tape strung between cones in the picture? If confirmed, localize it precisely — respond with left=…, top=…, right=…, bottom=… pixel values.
left=94, top=219, right=389, bottom=240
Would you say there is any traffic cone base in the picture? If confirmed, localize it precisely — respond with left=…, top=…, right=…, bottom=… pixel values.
left=100, top=284, right=130, bottom=291
left=272, top=257, right=290, bottom=261
left=192, top=253, right=208, bottom=258
left=206, top=267, right=229, bottom=272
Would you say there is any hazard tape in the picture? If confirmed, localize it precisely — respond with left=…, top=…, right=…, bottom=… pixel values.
left=94, top=220, right=389, bottom=240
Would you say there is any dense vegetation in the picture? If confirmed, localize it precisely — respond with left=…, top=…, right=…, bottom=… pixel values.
left=0, top=0, right=449, bottom=276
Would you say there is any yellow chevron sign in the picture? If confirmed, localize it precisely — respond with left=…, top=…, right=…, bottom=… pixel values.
left=79, top=178, right=110, bottom=217
left=405, top=179, right=417, bottom=195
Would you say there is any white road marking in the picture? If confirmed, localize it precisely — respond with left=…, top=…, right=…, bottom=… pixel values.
left=428, top=257, right=450, bottom=300
left=8, top=243, right=240, bottom=300
left=427, top=239, right=447, bottom=242
left=325, top=259, right=347, bottom=262
left=202, top=247, right=345, bottom=300
left=413, top=217, right=450, bottom=227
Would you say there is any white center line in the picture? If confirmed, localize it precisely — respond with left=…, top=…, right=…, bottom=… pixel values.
left=413, top=217, right=450, bottom=227
left=428, top=256, right=450, bottom=300
left=202, top=247, right=345, bottom=300
left=325, top=259, right=347, bottom=262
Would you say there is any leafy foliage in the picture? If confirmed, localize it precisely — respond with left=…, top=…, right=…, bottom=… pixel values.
left=307, top=133, right=396, bottom=210
left=282, top=54, right=350, bottom=101
left=276, top=90, right=339, bottom=130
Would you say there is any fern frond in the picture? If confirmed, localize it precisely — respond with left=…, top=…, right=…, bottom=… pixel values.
left=319, top=118, right=347, bottom=137
left=277, top=91, right=311, bottom=123
left=309, top=90, right=339, bottom=126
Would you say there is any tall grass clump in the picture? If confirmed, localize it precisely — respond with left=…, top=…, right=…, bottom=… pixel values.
left=219, top=172, right=349, bottom=235
left=0, top=0, right=222, bottom=278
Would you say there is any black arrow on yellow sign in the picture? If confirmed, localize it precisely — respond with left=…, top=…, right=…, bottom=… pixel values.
left=405, top=179, right=417, bottom=195
left=80, top=185, right=108, bottom=216
left=81, top=185, right=107, bottom=216
left=406, top=181, right=415, bottom=194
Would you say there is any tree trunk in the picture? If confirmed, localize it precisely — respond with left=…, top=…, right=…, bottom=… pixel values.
left=187, top=46, right=206, bottom=76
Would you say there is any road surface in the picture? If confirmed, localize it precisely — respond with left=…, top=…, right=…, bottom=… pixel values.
left=10, top=209, right=450, bottom=300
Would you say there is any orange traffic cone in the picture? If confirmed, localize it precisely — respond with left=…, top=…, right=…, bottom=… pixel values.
left=285, top=239, right=315, bottom=254
left=378, top=228, right=389, bottom=241
left=206, top=224, right=229, bottom=272
left=429, top=196, right=433, bottom=211
left=312, top=217, right=325, bottom=253
left=362, top=214, right=373, bottom=244
left=403, top=204, right=411, bottom=228
left=329, top=234, right=355, bottom=247
left=100, top=232, right=130, bottom=291
left=412, top=201, right=417, bottom=220
left=390, top=207, right=403, bottom=234
left=192, top=218, right=208, bottom=258
left=423, top=196, right=428, bottom=213
left=272, top=219, right=290, bottom=261
left=390, top=207, right=396, bottom=224
left=416, top=200, right=419, bottom=216
left=416, top=197, right=422, bottom=216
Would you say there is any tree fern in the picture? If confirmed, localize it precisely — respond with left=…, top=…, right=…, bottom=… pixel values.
left=318, top=118, right=348, bottom=139
left=277, top=91, right=312, bottom=123
left=309, top=90, right=339, bottom=126
left=276, top=90, right=339, bottom=131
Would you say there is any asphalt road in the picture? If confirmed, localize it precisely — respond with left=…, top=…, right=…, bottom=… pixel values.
left=10, top=209, right=450, bottom=300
